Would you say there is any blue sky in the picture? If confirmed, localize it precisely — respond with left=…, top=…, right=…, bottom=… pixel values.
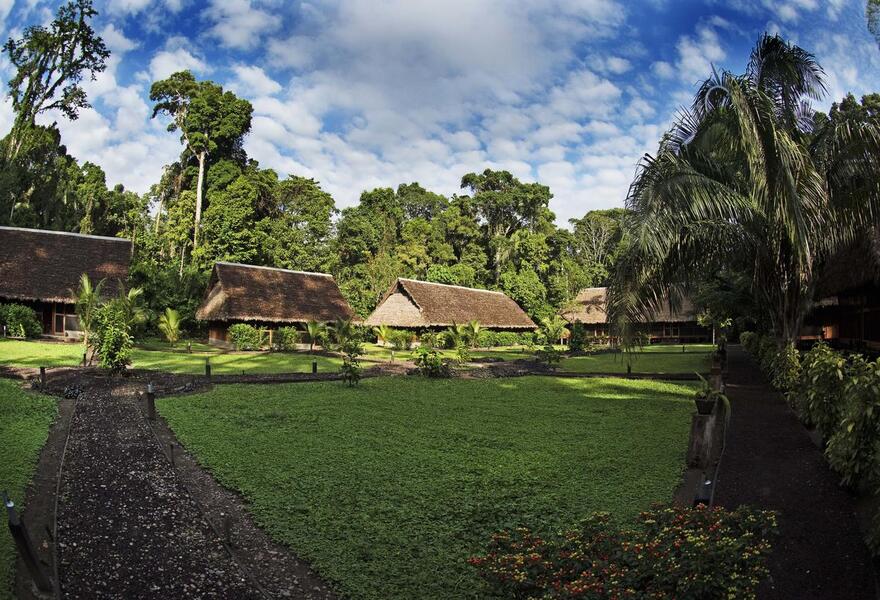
left=1, top=0, right=878, bottom=223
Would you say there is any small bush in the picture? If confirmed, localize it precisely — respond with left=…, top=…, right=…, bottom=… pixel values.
left=519, top=331, right=537, bottom=350
left=470, top=504, right=777, bottom=600
left=536, top=345, right=563, bottom=368
left=419, top=332, right=439, bottom=349
left=339, top=337, right=364, bottom=386
left=277, top=326, right=301, bottom=351
left=413, top=346, right=452, bottom=378
left=569, top=321, right=588, bottom=352
left=739, top=330, right=758, bottom=354
left=767, top=343, right=801, bottom=392
left=93, top=303, right=132, bottom=373
left=388, top=329, right=415, bottom=351
left=825, top=355, right=880, bottom=491
left=476, top=330, right=497, bottom=348
left=495, top=331, right=519, bottom=347
left=228, top=323, right=266, bottom=351
left=0, top=303, right=42, bottom=338
left=792, top=341, right=847, bottom=437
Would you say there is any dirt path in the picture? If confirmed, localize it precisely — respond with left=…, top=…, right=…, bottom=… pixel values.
left=714, top=346, right=877, bottom=599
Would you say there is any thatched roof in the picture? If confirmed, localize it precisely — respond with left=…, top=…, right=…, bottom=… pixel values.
left=195, top=262, right=355, bottom=324
left=0, top=226, right=131, bottom=304
left=560, top=287, right=698, bottom=324
left=816, top=230, right=880, bottom=298
left=364, top=278, right=537, bottom=329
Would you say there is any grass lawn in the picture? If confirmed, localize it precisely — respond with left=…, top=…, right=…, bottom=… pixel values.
left=0, top=339, right=340, bottom=374
left=560, top=350, right=711, bottom=374
left=0, top=379, right=56, bottom=600
left=158, top=376, right=695, bottom=599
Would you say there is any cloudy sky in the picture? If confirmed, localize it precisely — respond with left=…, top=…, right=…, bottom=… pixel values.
left=1, top=0, right=878, bottom=223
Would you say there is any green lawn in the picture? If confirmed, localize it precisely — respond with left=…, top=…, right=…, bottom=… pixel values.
left=560, top=350, right=711, bottom=374
left=0, top=339, right=340, bottom=374
left=0, top=379, right=56, bottom=600
left=158, top=376, right=695, bottom=600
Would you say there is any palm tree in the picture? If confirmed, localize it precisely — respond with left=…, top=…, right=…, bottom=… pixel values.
left=158, top=308, right=182, bottom=347
left=304, top=320, right=326, bottom=354
left=330, top=318, right=354, bottom=348
left=373, top=324, right=393, bottom=347
left=465, top=320, right=482, bottom=348
left=116, top=285, right=147, bottom=328
left=540, top=315, right=567, bottom=346
left=72, top=273, right=104, bottom=364
left=446, top=322, right=468, bottom=348
left=609, top=34, right=880, bottom=347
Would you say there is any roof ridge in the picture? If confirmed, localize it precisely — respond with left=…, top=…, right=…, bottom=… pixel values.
left=0, top=225, right=131, bottom=243
left=216, top=262, right=334, bottom=277
left=398, top=278, right=505, bottom=295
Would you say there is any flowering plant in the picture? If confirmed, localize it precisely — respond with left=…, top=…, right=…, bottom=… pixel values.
left=469, top=504, right=776, bottom=599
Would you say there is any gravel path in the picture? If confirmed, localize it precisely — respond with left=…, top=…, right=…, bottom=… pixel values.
left=714, top=346, right=877, bottom=599
left=56, top=386, right=260, bottom=599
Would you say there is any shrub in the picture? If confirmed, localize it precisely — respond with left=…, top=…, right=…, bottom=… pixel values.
left=792, top=342, right=847, bottom=437
left=767, top=343, right=801, bottom=392
left=495, top=331, right=519, bottom=347
left=388, top=329, right=415, bottom=351
left=412, top=346, right=452, bottom=378
left=0, top=303, right=42, bottom=338
left=476, top=330, right=497, bottom=348
left=519, top=331, right=537, bottom=350
left=470, top=504, right=777, bottom=600
left=569, top=321, right=588, bottom=352
left=228, top=323, right=266, bottom=351
left=419, top=332, right=439, bottom=349
left=536, top=345, right=563, bottom=368
left=92, top=303, right=132, bottom=373
left=277, top=326, right=301, bottom=351
left=825, top=355, right=880, bottom=491
left=455, top=342, right=472, bottom=364
left=339, top=336, right=364, bottom=386
left=740, top=330, right=758, bottom=354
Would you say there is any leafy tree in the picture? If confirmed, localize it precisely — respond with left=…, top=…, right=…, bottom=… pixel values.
left=2, top=0, right=108, bottom=162
left=150, top=71, right=253, bottom=250
left=609, top=34, right=880, bottom=346
left=373, top=324, right=393, bottom=346
left=304, top=320, right=326, bottom=354
left=73, top=273, right=103, bottom=364
left=158, top=308, right=182, bottom=346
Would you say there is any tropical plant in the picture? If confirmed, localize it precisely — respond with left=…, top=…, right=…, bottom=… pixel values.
left=91, top=302, right=132, bottom=373
left=539, top=315, right=567, bottom=346
left=304, top=320, right=327, bottom=354
left=115, top=285, right=147, bottom=331
left=464, top=320, right=481, bottom=348
left=277, top=326, right=301, bottom=351
left=0, top=303, right=42, bottom=338
left=608, top=34, right=880, bottom=347
left=158, top=308, right=181, bottom=347
left=73, top=273, right=104, bottom=364
left=227, top=323, right=265, bottom=351
left=412, top=346, right=452, bottom=378
left=373, top=324, right=393, bottom=346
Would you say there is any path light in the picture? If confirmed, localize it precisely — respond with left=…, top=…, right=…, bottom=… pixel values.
left=3, top=491, right=53, bottom=593
left=693, top=474, right=713, bottom=507
left=312, top=359, right=317, bottom=374
left=205, top=358, right=211, bottom=380
left=146, top=382, right=156, bottom=421
left=39, top=367, right=46, bottom=390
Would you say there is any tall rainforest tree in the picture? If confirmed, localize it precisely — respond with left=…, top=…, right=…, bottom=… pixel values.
left=3, top=0, right=108, bottom=162
left=609, top=34, right=880, bottom=346
left=150, top=70, right=253, bottom=250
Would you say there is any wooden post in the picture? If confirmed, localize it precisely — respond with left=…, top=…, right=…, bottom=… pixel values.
left=39, top=367, right=46, bottom=390
left=82, top=352, right=87, bottom=367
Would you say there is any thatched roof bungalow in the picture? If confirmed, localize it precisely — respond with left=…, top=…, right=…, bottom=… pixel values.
left=364, top=278, right=537, bottom=330
left=0, top=226, right=131, bottom=337
left=196, top=262, right=355, bottom=346
left=560, top=287, right=708, bottom=343
left=803, top=231, right=880, bottom=350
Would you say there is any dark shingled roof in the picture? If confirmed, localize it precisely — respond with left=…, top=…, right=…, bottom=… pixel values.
left=0, top=226, right=131, bottom=304
left=195, top=262, right=355, bottom=324
left=560, top=287, right=698, bottom=324
left=364, top=278, right=537, bottom=329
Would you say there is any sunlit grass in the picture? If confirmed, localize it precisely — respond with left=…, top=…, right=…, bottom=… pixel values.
left=159, top=376, right=695, bottom=599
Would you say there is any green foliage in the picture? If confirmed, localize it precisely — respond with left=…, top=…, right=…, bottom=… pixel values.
left=387, top=329, right=414, bottom=351
left=470, top=505, right=776, bottom=600
left=539, top=315, right=568, bottom=345
left=0, top=303, right=41, bottom=338
left=157, top=308, right=181, bottom=346
left=476, top=330, right=497, bottom=348
left=792, top=342, right=846, bottom=438
left=455, top=342, right=472, bottom=364
left=304, top=320, right=327, bottom=353
left=92, top=302, right=132, bottom=373
left=0, top=380, right=55, bottom=600
left=276, top=327, right=301, bottom=351
left=412, top=346, right=451, bottom=378
left=825, top=355, right=880, bottom=491
left=739, top=331, right=758, bottom=354
left=157, top=376, right=696, bottom=600
left=338, top=333, right=365, bottom=387
left=536, top=344, right=563, bottom=368
left=568, top=321, right=589, bottom=352
left=227, top=323, right=266, bottom=351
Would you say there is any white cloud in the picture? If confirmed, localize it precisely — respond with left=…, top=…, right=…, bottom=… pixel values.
left=229, top=65, right=282, bottom=96
left=206, top=0, right=279, bottom=50
left=148, top=37, right=209, bottom=81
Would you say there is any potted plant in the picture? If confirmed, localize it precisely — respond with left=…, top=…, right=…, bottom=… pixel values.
left=694, top=373, right=725, bottom=415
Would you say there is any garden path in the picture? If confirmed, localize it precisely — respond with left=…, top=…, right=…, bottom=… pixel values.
left=714, top=346, right=877, bottom=600
left=50, top=377, right=335, bottom=599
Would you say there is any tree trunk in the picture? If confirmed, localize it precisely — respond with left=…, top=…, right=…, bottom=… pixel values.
left=193, top=151, right=206, bottom=249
